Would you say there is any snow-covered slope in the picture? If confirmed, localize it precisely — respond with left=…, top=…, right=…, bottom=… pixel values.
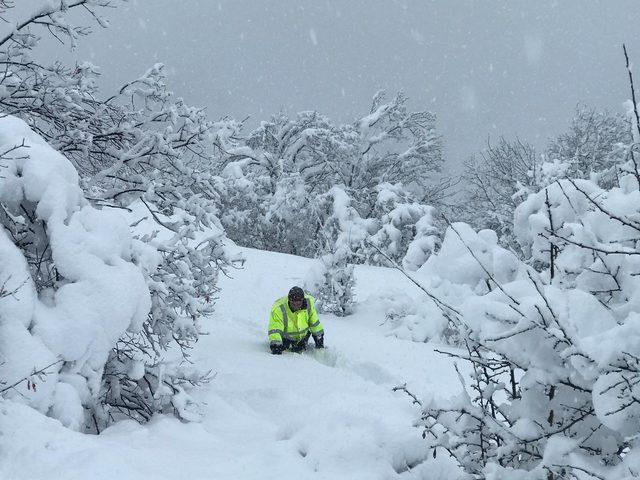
left=0, top=247, right=462, bottom=480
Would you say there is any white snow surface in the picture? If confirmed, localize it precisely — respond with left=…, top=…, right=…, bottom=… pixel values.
left=0, top=247, right=462, bottom=480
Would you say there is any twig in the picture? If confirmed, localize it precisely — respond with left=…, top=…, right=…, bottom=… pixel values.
left=566, top=178, right=640, bottom=233
left=0, top=358, right=63, bottom=395
left=624, top=44, right=640, bottom=140
left=392, top=383, right=423, bottom=407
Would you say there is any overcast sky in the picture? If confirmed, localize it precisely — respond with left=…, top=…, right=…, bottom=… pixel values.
left=35, top=0, right=640, bottom=171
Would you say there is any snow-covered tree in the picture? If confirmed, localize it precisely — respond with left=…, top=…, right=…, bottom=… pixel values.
left=216, top=112, right=336, bottom=257
left=217, top=93, right=444, bottom=266
left=312, top=187, right=373, bottom=316
left=546, top=105, right=631, bottom=188
left=463, top=137, right=541, bottom=251
left=0, top=115, right=151, bottom=431
left=403, top=209, right=441, bottom=271
left=0, top=1, right=234, bottom=428
left=334, top=91, right=444, bottom=204
left=245, top=110, right=337, bottom=190
left=315, top=254, right=356, bottom=317
left=464, top=107, right=633, bottom=255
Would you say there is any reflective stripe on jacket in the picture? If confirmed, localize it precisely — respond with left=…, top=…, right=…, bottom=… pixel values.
left=268, top=295, right=323, bottom=346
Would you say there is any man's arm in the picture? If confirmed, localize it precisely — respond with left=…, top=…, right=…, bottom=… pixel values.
left=307, top=297, right=324, bottom=348
left=268, top=306, right=285, bottom=354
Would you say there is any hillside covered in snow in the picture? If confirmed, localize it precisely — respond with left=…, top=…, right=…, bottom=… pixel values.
left=0, top=246, right=463, bottom=480
left=3, top=3, right=640, bottom=480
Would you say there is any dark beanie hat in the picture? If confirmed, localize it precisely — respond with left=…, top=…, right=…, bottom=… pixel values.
left=288, top=286, right=304, bottom=301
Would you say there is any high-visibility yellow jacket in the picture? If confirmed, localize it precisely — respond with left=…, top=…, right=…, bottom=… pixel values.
left=268, top=295, right=323, bottom=346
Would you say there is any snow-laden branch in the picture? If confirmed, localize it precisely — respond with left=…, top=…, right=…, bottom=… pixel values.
left=0, top=1, right=115, bottom=48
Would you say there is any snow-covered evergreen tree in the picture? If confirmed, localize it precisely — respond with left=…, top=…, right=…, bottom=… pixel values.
left=312, top=187, right=372, bottom=316
left=316, top=254, right=356, bottom=317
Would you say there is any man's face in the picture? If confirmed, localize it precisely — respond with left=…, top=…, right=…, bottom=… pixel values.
left=289, top=298, right=303, bottom=311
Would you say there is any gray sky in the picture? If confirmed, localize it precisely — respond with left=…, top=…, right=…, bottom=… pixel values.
left=34, top=1, right=640, bottom=171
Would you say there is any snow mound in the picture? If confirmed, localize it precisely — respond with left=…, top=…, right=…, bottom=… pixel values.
left=0, top=115, right=151, bottom=429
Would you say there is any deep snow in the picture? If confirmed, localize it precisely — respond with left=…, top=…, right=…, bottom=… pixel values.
left=0, top=247, right=462, bottom=480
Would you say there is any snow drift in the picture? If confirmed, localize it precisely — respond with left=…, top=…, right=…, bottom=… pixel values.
left=0, top=115, right=151, bottom=430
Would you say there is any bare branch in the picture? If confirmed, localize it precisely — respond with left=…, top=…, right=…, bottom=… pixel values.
left=0, top=358, right=63, bottom=395
left=624, top=44, right=640, bottom=140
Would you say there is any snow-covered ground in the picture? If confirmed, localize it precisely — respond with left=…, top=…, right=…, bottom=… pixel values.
left=0, top=247, right=462, bottom=480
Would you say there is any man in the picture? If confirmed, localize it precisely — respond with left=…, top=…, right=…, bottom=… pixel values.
left=268, top=286, right=324, bottom=355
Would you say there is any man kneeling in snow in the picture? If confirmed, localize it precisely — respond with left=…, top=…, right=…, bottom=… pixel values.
left=268, top=286, right=324, bottom=355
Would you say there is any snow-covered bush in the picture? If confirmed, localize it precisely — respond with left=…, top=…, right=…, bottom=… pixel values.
left=420, top=222, right=525, bottom=293
left=368, top=183, right=440, bottom=270
left=420, top=170, right=640, bottom=479
left=315, top=254, right=356, bottom=317
left=311, top=187, right=373, bottom=315
left=0, top=1, right=233, bottom=429
left=380, top=292, right=451, bottom=344
left=400, top=222, right=526, bottom=346
left=463, top=107, right=631, bottom=256
left=0, top=115, right=151, bottom=431
left=403, top=209, right=441, bottom=271
left=415, top=68, right=640, bottom=476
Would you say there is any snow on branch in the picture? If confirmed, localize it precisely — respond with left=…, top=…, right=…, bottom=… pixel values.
left=0, top=0, right=116, bottom=49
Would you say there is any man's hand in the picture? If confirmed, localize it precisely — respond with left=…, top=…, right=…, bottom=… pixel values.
left=270, top=344, right=284, bottom=355
left=313, top=334, right=324, bottom=349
